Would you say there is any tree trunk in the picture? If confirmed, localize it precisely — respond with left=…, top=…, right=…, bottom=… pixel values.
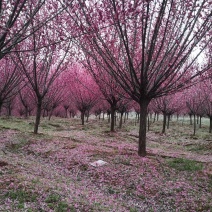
left=167, top=114, right=170, bottom=129
left=110, top=106, right=115, bottom=132
left=81, top=111, right=85, bottom=125
left=189, top=114, right=192, bottom=125
left=209, top=117, right=212, bottom=133
left=34, top=100, right=42, bottom=134
left=119, top=112, right=124, bottom=129
left=138, top=100, right=149, bottom=157
left=124, top=112, right=127, bottom=123
left=193, top=114, right=196, bottom=136
left=199, top=116, right=202, bottom=128
left=162, top=113, right=167, bottom=134
left=86, top=111, right=89, bottom=122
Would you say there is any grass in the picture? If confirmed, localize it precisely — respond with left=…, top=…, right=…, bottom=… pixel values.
left=45, top=193, right=75, bottom=212
left=0, top=115, right=211, bottom=211
left=167, top=158, right=203, bottom=171
left=4, top=189, right=37, bottom=204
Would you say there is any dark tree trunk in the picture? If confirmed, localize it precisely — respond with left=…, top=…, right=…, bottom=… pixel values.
left=110, top=106, right=115, bottom=132
left=189, top=114, right=192, bottom=125
left=81, top=111, right=85, bottom=125
left=103, top=112, right=105, bottom=120
left=138, top=100, right=149, bottom=157
left=149, top=113, right=152, bottom=120
left=108, top=113, right=110, bottom=123
left=119, top=112, right=124, bottom=129
left=162, top=113, right=167, bottom=134
left=114, top=112, right=117, bottom=126
left=193, top=114, right=196, bottom=136
left=34, top=99, right=42, bottom=134
left=49, top=109, right=54, bottom=121
left=209, top=117, right=212, bottom=133
left=199, top=116, right=202, bottom=128
left=124, top=112, right=127, bottom=123
left=24, top=106, right=28, bottom=118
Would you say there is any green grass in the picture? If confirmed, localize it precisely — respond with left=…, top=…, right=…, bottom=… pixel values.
left=0, top=117, right=34, bottom=132
left=5, top=189, right=37, bottom=203
left=167, top=158, right=203, bottom=171
left=45, top=193, right=61, bottom=203
left=45, top=193, right=75, bottom=212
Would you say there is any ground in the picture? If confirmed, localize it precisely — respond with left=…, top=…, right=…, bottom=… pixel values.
left=0, top=115, right=211, bottom=211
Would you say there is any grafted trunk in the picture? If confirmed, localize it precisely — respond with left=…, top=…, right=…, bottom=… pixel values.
left=34, top=99, right=42, bottom=134
left=138, top=100, right=149, bottom=157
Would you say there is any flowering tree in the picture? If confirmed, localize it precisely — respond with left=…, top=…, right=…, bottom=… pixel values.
left=0, top=0, right=45, bottom=59
left=84, top=62, right=125, bottom=131
left=69, top=66, right=100, bottom=125
left=0, top=0, right=73, bottom=59
left=154, top=93, right=185, bottom=133
left=0, top=57, right=23, bottom=114
left=42, top=80, right=65, bottom=120
left=13, top=23, right=71, bottom=133
left=63, top=0, right=212, bottom=156
left=202, top=77, right=212, bottom=133
left=117, top=98, right=132, bottom=129
left=18, top=85, right=36, bottom=118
